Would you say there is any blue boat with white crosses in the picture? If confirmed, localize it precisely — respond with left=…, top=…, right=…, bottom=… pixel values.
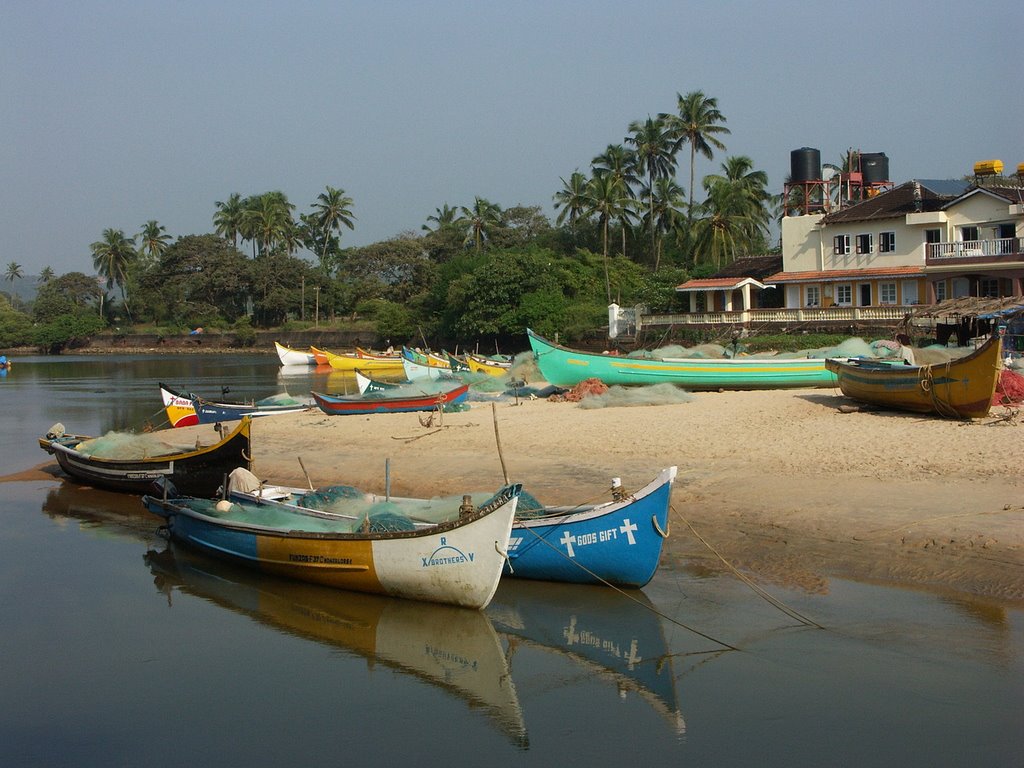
left=506, top=466, right=676, bottom=587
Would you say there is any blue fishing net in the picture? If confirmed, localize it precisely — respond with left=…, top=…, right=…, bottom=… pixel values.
left=298, top=485, right=363, bottom=510
left=513, top=489, right=546, bottom=518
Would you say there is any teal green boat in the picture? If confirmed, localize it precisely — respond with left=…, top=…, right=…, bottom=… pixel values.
left=527, top=329, right=838, bottom=390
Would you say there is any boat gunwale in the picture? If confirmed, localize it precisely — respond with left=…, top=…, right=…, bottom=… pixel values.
left=146, top=483, right=522, bottom=542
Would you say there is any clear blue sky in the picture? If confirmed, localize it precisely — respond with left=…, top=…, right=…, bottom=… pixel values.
left=3, top=0, right=1020, bottom=274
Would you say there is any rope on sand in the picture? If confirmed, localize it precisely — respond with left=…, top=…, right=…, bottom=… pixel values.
left=670, top=502, right=824, bottom=630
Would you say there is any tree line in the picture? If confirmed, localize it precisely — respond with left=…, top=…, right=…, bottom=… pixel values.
left=2, top=90, right=780, bottom=352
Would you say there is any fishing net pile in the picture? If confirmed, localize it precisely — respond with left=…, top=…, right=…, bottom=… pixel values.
left=994, top=369, right=1024, bottom=406
left=579, top=383, right=696, bottom=409
left=75, top=431, right=181, bottom=458
left=547, top=378, right=609, bottom=402
left=631, top=337, right=985, bottom=363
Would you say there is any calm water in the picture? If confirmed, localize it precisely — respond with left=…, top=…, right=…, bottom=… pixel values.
left=1, top=355, right=1021, bottom=767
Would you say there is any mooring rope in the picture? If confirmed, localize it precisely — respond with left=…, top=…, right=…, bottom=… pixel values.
left=670, top=502, right=824, bottom=630
left=516, top=523, right=739, bottom=651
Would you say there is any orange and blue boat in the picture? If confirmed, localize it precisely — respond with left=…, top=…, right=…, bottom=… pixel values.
left=141, top=483, right=521, bottom=609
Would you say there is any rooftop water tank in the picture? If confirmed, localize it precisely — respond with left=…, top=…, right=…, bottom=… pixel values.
left=861, top=152, right=890, bottom=185
left=973, top=160, right=1004, bottom=176
left=790, top=147, right=821, bottom=182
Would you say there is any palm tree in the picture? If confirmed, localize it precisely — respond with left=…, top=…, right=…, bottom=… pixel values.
left=459, top=197, right=503, bottom=252
left=666, top=91, right=730, bottom=224
left=38, top=266, right=55, bottom=283
left=138, top=220, right=171, bottom=261
left=244, top=192, right=296, bottom=257
left=4, top=262, right=23, bottom=283
left=592, top=144, right=640, bottom=258
left=422, top=203, right=460, bottom=233
left=642, top=177, right=686, bottom=271
left=552, top=172, right=589, bottom=235
left=626, top=117, right=677, bottom=263
left=691, top=181, right=757, bottom=270
left=213, top=193, right=245, bottom=247
left=584, top=173, right=632, bottom=302
left=90, top=228, right=137, bottom=320
left=311, top=185, right=355, bottom=266
left=702, top=156, right=772, bottom=252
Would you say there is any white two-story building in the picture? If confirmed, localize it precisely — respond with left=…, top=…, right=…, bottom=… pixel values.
left=770, top=180, right=1024, bottom=309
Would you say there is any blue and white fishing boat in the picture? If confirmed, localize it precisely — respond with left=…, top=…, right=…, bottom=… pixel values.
left=506, top=466, right=676, bottom=587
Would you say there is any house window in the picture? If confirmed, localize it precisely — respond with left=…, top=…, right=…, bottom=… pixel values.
left=879, top=282, right=897, bottom=304
left=961, top=226, right=979, bottom=243
left=980, top=278, right=1000, bottom=298
left=934, top=280, right=947, bottom=301
left=925, top=229, right=942, bottom=244
left=835, top=284, right=852, bottom=305
left=901, top=281, right=919, bottom=305
left=833, top=235, right=850, bottom=255
left=879, top=232, right=896, bottom=252
left=805, top=286, right=820, bottom=307
left=855, top=233, right=874, bottom=254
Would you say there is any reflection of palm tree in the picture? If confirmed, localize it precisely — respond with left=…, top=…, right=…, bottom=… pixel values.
left=90, top=228, right=137, bottom=320
left=626, top=117, right=676, bottom=264
left=666, top=91, right=730, bottom=224
left=553, top=172, right=589, bottom=236
left=4, top=262, right=22, bottom=283
left=459, top=197, right=503, bottom=252
left=585, top=173, right=632, bottom=302
left=311, top=186, right=355, bottom=266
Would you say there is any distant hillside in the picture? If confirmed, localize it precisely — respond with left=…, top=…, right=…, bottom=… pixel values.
left=1, top=276, right=39, bottom=303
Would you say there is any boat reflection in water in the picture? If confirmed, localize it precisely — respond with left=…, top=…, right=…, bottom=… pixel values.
left=487, top=580, right=686, bottom=735
left=41, top=481, right=162, bottom=540
left=41, top=483, right=686, bottom=742
left=144, top=544, right=529, bottom=748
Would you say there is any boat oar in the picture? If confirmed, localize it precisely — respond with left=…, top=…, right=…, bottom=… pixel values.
left=297, top=456, right=314, bottom=490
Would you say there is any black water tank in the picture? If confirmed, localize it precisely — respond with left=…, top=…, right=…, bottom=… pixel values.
left=790, top=147, right=821, bottom=182
left=861, top=152, right=890, bottom=184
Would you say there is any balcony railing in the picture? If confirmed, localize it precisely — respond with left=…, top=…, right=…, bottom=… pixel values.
left=927, top=238, right=1022, bottom=261
left=639, top=306, right=908, bottom=328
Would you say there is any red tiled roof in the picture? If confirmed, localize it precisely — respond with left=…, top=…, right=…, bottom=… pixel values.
left=676, top=277, right=752, bottom=290
left=764, top=265, right=925, bottom=284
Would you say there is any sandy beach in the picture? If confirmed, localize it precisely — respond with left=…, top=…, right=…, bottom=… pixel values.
left=23, top=383, right=1022, bottom=606
left=178, top=386, right=1021, bottom=606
